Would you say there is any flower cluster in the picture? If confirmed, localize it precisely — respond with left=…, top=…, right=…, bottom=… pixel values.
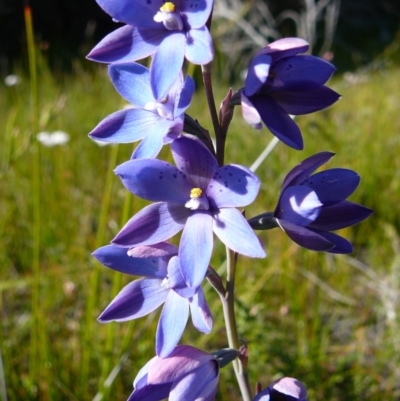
left=87, top=1, right=372, bottom=400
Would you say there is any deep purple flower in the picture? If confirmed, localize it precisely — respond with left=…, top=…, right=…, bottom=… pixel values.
left=241, top=37, right=340, bottom=150
left=127, top=345, right=219, bottom=401
left=89, top=62, right=194, bottom=159
left=253, top=377, right=308, bottom=401
left=112, top=135, right=266, bottom=288
left=248, top=152, right=373, bottom=253
left=94, top=244, right=212, bottom=357
left=88, top=0, right=214, bottom=99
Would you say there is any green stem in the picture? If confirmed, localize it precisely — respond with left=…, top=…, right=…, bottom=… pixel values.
left=220, top=247, right=253, bottom=401
left=80, top=144, right=119, bottom=394
left=24, top=2, right=44, bottom=385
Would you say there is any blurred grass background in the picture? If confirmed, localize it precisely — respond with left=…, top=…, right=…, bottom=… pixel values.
left=1, top=35, right=400, bottom=401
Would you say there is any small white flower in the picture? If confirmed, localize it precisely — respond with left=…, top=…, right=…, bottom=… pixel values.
left=37, top=130, right=69, bottom=147
left=4, top=74, right=21, bottom=87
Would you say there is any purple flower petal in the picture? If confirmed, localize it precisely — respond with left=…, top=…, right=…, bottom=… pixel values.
left=175, top=76, right=196, bottom=116
left=272, top=86, right=341, bottom=115
left=315, top=230, right=353, bottom=254
left=207, top=164, right=260, bottom=208
left=87, top=25, right=159, bottom=63
left=96, top=0, right=159, bottom=27
left=241, top=93, right=262, bottom=129
left=167, top=256, right=197, bottom=299
left=213, top=208, right=266, bottom=257
left=147, top=346, right=215, bottom=384
left=245, top=54, right=272, bottom=97
left=93, top=244, right=167, bottom=278
left=179, top=211, right=214, bottom=288
left=98, top=278, right=168, bottom=322
left=127, top=242, right=178, bottom=258
left=183, top=0, right=214, bottom=28
left=170, top=362, right=219, bottom=401
left=258, top=38, right=309, bottom=63
left=127, top=384, right=171, bottom=401
left=250, top=95, right=303, bottom=150
left=115, top=159, right=192, bottom=203
left=277, top=186, right=322, bottom=226
left=156, top=290, right=189, bottom=357
left=150, top=33, right=186, bottom=100
left=277, top=219, right=335, bottom=251
left=190, top=289, right=213, bottom=333
left=271, top=55, right=336, bottom=91
left=112, top=202, right=188, bottom=247
left=109, top=62, right=153, bottom=107
left=280, top=152, right=334, bottom=193
left=301, top=168, right=360, bottom=205
left=89, top=108, right=158, bottom=143
left=171, top=136, right=218, bottom=189
left=184, top=27, right=214, bottom=65
left=310, top=201, right=373, bottom=231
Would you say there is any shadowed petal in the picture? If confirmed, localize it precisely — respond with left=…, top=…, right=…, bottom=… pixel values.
left=175, top=76, right=195, bottom=117
left=156, top=290, right=189, bottom=357
left=258, top=37, right=309, bottom=63
left=207, top=164, right=260, bottom=208
left=109, top=62, right=153, bottom=106
left=115, top=159, right=192, bottom=202
left=280, top=152, right=334, bottom=193
left=185, top=27, right=214, bottom=65
left=151, top=33, right=185, bottom=100
left=93, top=244, right=167, bottom=278
left=213, top=208, right=266, bottom=257
left=113, top=202, right=188, bottom=246
left=271, top=55, right=336, bottom=91
left=127, top=242, right=178, bottom=258
left=87, top=25, right=159, bottom=63
left=98, top=278, right=168, bottom=322
left=302, top=168, right=360, bottom=205
left=251, top=95, right=303, bottom=149
left=180, top=212, right=214, bottom=288
left=89, top=108, right=158, bottom=143
left=127, top=384, right=171, bottom=401
left=310, top=201, right=373, bottom=231
left=277, top=186, right=322, bottom=226
left=171, top=136, right=218, bottom=189
left=190, top=289, right=213, bottom=333
left=170, top=362, right=219, bottom=401
left=278, top=219, right=334, bottom=251
left=314, top=230, right=353, bottom=254
left=272, top=86, right=340, bottom=115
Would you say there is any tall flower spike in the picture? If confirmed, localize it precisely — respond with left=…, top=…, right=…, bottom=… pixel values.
left=248, top=152, right=373, bottom=253
left=87, top=0, right=214, bottom=99
left=112, top=135, right=266, bottom=288
left=128, top=345, right=219, bottom=401
left=89, top=62, right=194, bottom=159
left=241, top=37, right=340, bottom=150
left=94, top=245, right=212, bottom=358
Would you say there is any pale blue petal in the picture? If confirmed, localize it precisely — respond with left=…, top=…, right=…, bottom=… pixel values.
left=245, top=54, right=272, bottom=96
left=175, top=76, right=195, bottom=117
left=98, top=278, right=168, bottom=322
left=87, top=25, right=159, bottom=63
left=151, top=33, right=185, bottom=100
left=190, top=289, right=213, bottom=333
left=179, top=212, right=214, bottom=288
left=115, top=159, right=192, bottom=203
left=89, top=108, right=158, bottom=143
left=206, top=164, right=260, bottom=208
left=112, top=202, right=188, bottom=247
left=185, top=27, right=214, bottom=65
left=167, top=256, right=197, bottom=299
left=109, top=62, right=153, bottom=107
left=213, top=208, right=266, bottom=257
left=183, top=0, right=214, bottom=28
left=156, top=290, right=189, bottom=357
